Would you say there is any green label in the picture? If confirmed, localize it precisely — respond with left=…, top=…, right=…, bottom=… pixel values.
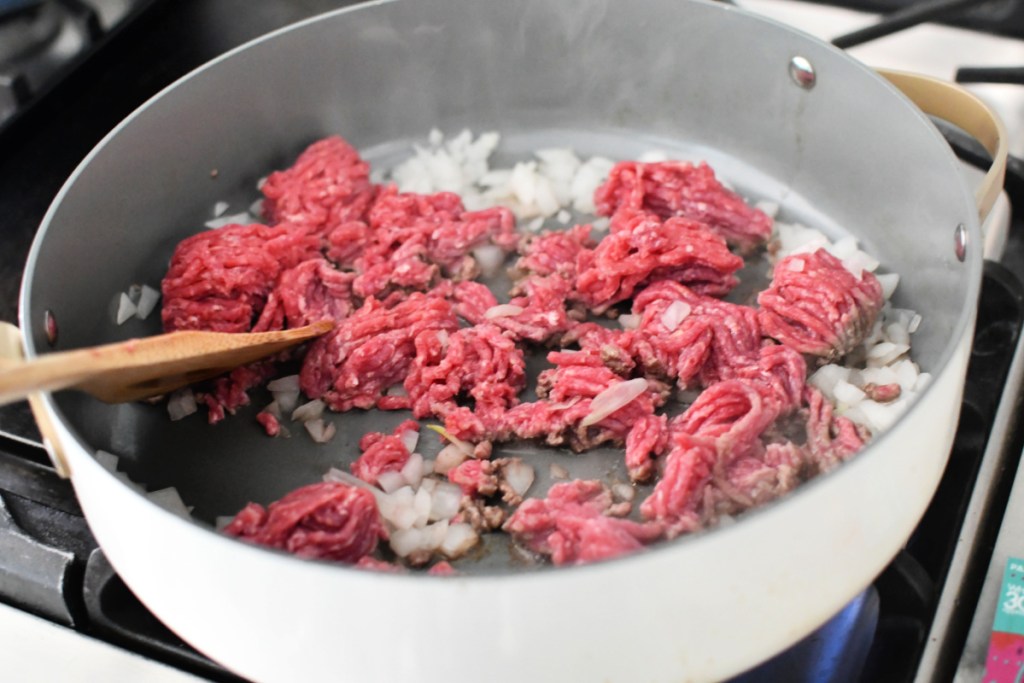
left=994, top=558, right=1024, bottom=635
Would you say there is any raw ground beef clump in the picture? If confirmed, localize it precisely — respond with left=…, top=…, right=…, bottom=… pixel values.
left=179, top=133, right=901, bottom=571
left=224, top=482, right=386, bottom=563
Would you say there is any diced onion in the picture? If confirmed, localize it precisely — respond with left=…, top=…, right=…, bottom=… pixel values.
left=618, top=314, right=640, bottom=330
left=273, top=390, right=300, bottom=416
left=167, top=388, right=197, bottom=421
left=377, top=471, right=407, bottom=494
left=291, top=399, right=325, bottom=422
left=612, top=483, right=636, bottom=502
left=659, top=301, right=692, bottom=331
left=581, top=378, right=649, bottom=427
left=472, top=245, right=507, bottom=278
left=401, top=452, right=425, bottom=488
left=434, top=444, right=468, bottom=474
left=304, top=418, right=336, bottom=443
left=502, top=460, right=535, bottom=497
left=440, top=523, right=479, bottom=559
left=400, top=429, right=420, bottom=455
left=425, top=424, right=474, bottom=456
left=429, top=481, right=463, bottom=521
left=135, top=285, right=161, bottom=320
left=484, top=304, right=524, bottom=319
left=413, top=487, right=432, bottom=527
left=876, top=273, right=900, bottom=300
left=116, top=293, right=137, bottom=325
left=267, top=375, right=300, bottom=392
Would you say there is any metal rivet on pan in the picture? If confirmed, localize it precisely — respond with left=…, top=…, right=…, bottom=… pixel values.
left=43, top=309, right=58, bottom=346
left=954, top=223, right=968, bottom=262
left=789, top=56, right=816, bottom=89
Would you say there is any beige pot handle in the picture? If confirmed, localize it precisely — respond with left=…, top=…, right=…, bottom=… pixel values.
left=0, top=322, right=72, bottom=478
left=877, top=69, right=1008, bottom=224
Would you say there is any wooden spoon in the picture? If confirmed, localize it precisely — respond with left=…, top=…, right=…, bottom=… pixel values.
left=0, top=320, right=333, bottom=407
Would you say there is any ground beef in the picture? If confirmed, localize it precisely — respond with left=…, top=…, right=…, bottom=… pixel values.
left=514, top=224, right=595, bottom=279
left=257, top=258, right=356, bottom=331
left=351, top=420, right=419, bottom=486
left=352, top=187, right=516, bottom=298
left=486, top=273, right=579, bottom=344
left=299, top=291, right=459, bottom=411
left=593, top=160, right=773, bottom=251
left=503, top=349, right=669, bottom=480
left=224, top=482, right=386, bottom=563
left=256, top=410, right=281, bottom=437
left=200, top=359, right=279, bottom=424
left=575, top=211, right=743, bottom=313
left=504, top=480, right=662, bottom=565
left=184, top=136, right=896, bottom=571
left=448, top=459, right=499, bottom=497
left=758, top=249, right=884, bottom=360
left=804, top=386, right=868, bottom=472
left=162, top=223, right=321, bottom=333
left=629, top=280, right=760, bottom=387
left=260, top=136, right=376, bottom=234
left=404, top=323, right=525, bottom=436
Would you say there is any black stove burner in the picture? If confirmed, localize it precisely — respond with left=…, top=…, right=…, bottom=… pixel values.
left=0, top=0, right=154, bottom=132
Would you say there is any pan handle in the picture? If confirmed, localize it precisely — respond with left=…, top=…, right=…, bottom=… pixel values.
left=0, top=322, right=72, bottom=478
left=877, top=68, right=1008, bottom=224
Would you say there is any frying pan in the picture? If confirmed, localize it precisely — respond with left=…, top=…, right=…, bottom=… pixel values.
left=12, top=0, right=1007, bottom=680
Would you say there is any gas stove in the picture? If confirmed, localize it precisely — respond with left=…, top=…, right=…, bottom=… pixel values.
left=0, top=1, right=1022, bottom=681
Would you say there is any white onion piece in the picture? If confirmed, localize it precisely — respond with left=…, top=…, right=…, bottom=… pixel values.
left=659, top=301, right=692, bottom=331
left=867, top=342, right=910, bottom=366
left=204, top=211, right=253, bottom=229
left=612, top=483, right=636, bottom=502
left=212, top=201, right=229, bottom=217
left=304, top=418, right=336, bottom=443
left=502, top=460, right=535, bottom=497
left=400, top=429, right=420, bottom=455
left=413, top=487, right=433, bottom=528
left=429, top=481, right=463, bottom=521
left=581, top=378, right=649, bottom=427
left=833, top=380, right=866, bottom=406
left=472, top=245, right=507, bottom=278
left=886, top=322, right=911, bottom=347
left=401, top=452, right=425, bottom=488
left=876, top=273, right=900, bottom=300
left=618, top=314, right=640, bottom=330
left=440, top=523, right=479, bottom=559
left=419, top=478, right=438, bottom=494
left=147, top=487, right=192, bottom=518
left=786, top=258, right=805, bottom=273
left=556, top=209, right=571, bottom=224
left=291, top=399, right=325, bottom=422
left=377, top=471, right=407, bottom=494
left=385, top=487, right=418, bottom=530
left=484, top=304, right=524, bottom=319
left=267, top=375, right=300, bottom=392
left=273, top=390, right=300, bottom=416
left=421, top=459, right=435, bottom=475
left=135, top=285, right=160, bottom=320
left=167, top=388, right=197, bottom=421
left=425, top=520, right=450, bottom=550
left=908, top=313, right=922, bottom=334
left=323, top=468, right=377, bottom=494
left=389, top=528, right=424, bottom=558
left=127, top=284, right=142, bottom=303
left=550, top=463, right=569, bottom=480
left=434, top=444, right=468, bottom=474
left=116, top=293, right=137, bottom=325
left=808, top=365, right=850, bottom=400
